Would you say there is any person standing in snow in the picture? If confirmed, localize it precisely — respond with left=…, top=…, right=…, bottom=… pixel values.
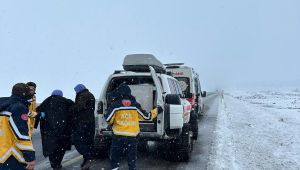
left=0, top=83, right=35, bottom=170
left=35, top=90, right=74, bottom=170
left=72, top=84, right=96, bottom=170
left=26, top=82, right=37, bottom=136
left=105, top=83, right=158, bottom=170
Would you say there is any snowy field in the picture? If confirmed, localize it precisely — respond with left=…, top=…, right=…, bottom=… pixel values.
left=209, top=89, right=300, bottom=170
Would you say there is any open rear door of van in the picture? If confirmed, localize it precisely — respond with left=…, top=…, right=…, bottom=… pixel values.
left=149, top=66, right=164, bottom=135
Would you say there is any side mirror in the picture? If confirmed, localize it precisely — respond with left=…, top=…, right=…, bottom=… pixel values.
left=202, top=91, right=207, bottom=97
left=165, top=94, right=181, bottom=105
left=97, top=101, right=104, bottom=114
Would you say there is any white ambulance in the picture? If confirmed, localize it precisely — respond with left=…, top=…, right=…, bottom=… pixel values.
left=165, top=63, right=206, bottom=117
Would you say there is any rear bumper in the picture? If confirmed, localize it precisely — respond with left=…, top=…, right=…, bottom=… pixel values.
left=96, top=129, right=169, bottom=140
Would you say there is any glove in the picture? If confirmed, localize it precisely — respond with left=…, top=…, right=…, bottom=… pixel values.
left=150, top=108, right=158, bottom=119
left=41, top=112, right=46, bottom=119
left=157, top=106, right=163, bottom=113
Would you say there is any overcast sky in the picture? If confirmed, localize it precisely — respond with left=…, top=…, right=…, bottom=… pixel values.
left=1, top=0, right=299, bottom=101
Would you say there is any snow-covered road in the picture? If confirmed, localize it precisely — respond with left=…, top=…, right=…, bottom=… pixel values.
left=34, top=93, right=220, bottom=170
left=34, top=89, right=300, bottom=170
left=209, top=90, right=300, bottom=170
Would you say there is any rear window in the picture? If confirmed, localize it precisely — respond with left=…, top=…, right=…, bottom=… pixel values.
left=106, top=76, right=155, bottom=112
left=107, top=76, right=154, bottom=93
left=175, top=77, right=190, bottom=96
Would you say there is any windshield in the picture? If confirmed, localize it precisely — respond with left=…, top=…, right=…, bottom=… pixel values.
left=174, top=77, right=190, bottom=96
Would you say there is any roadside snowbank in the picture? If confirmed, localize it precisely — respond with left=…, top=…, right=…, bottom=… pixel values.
left=209, top=90, right=300, bottom=170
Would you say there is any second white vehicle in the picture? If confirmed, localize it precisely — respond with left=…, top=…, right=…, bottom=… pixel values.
left=165, top=63, right=206, bottom=117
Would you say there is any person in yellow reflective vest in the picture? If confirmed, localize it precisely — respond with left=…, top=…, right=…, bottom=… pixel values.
left=0, top=83, right=35, bottom=170
left=105, top=83, right=158, bottom=170
left=26, top=82, right=37, bottom=137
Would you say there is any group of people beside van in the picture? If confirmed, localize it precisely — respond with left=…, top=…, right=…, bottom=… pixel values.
left=0, top=82, right=96, bottom=170
left=0, top=82, right=158, bottom=170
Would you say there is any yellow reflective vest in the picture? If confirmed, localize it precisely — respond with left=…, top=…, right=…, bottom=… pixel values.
left=0, top=110, right=35, bottom=163
left=105, top=99, right=157, bottom=137
left=28, top=95, right=37, bottom=136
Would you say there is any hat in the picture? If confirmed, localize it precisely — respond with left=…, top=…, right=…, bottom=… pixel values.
left=74, top=84, right=86, bottom=94
left=51, top=90, right=63, bottom=97
left=12, top=83, right=31, bottom=99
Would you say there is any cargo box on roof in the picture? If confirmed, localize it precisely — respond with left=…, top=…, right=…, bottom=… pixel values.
left=123, top=54, right=166, bottom=73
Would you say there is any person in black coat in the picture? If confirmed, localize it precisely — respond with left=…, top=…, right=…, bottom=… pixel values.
left=35, top=90, right=74, bottom=170
left=72, top=84, right=96, bottom=170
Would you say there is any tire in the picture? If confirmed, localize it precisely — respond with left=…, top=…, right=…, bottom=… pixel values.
left=190, top=112, right=198, bottom=140
left=94, top=135, right=111, bottom=159
left=167, top=124, right=194, bottom=162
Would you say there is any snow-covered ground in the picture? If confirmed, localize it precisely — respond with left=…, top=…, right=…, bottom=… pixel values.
left=208, top=89, right=300, bottom=170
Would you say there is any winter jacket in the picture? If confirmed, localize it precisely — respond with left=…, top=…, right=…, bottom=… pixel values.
left=105, top=84, right=158, bottom=137
left=36, top=95, right=74, bottom=157
left=71, top=89, right=96, bottom=153
left=0, top=95, right=35, bottom=164
left=72, top=89, right=95, bottom=124
left=0, top=97, right=9, bottom=104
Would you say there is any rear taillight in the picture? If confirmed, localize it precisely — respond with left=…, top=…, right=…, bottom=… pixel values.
left=187, top=95, right=195, bottom=106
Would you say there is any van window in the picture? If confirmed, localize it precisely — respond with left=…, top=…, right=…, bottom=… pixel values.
left=107, top=76, right=154, bottom=93
left=168, top=78, right=183, bottom=95
left=167, top=78, right=176, bottom=94
left=107, top=76, right=155, bottom=105
left=194, top=78, right=199, bottom=94
left=175, top=77, right=190, bottom=96
left=174, top=81, right=183, bottom=96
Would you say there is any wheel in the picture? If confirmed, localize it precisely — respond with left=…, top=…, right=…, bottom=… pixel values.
left=167, top=124, right=194, bottom=162
left=190, top=111, right=198, bottom=140
left=176, top=124, right=193, bottom=161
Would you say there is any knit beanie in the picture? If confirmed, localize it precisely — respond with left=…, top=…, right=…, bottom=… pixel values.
left=51, top=90, right=63, bottom=97
left=74, top=84, right=86, bottom=94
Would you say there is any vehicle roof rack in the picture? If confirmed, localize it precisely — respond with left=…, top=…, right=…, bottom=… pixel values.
left=123, top=54, right=166, bottom=73
left=113, top=70, right=125, bottom=74
left=164, top=63, right=185, bottom=68
left=164, top=63, right=184, bottom=66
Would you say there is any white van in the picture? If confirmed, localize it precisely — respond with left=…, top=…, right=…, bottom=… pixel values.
left=95, top=54, right=196, bottom=161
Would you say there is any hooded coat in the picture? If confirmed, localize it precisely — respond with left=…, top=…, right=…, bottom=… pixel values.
left=72, top=89, right=95, bottom=124
left=71, top=87, right=96, bottom=159
left=36, top=95, right=74, bottom=157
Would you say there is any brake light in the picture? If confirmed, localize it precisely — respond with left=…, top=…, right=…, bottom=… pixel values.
left=187, top=95, right=195, bottom=106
